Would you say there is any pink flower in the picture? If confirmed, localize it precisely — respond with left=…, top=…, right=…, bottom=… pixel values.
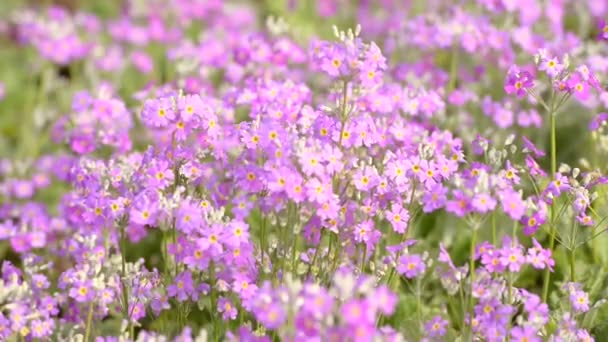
left=386, top=204, right=410, bottom=233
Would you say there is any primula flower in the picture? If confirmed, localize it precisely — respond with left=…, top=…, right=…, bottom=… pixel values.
left=510, top=326, right=541, bottom=342
left=306, top=177, right=333, bottom=204
left=386, top=204, right=410, bottom=233
left=546, top=173, right=570, bottom=197
left=175, top=200, right=203, bottom=234
left=599, top=19, right=608, bottom=40
left=397, top=254, right=426, bottom=278
left=218, top=297, right=238, bottom=320
left=141, top=96, right=175, bottom=128
left=527, top=239, right=554, bottom=270
left=500, top=242, right=526, bottom=273
left=373, top=285, right=397, bottom=316
left=567, top=73, right=591, bottom=101
left=570, top=290, right=590, bottom=313
left=481, top=248, right=506, bottom=273
left=341, top=299, right=373, bottom=326
left=320, top=46, right=346, bottom=78
left=422, top=183, right=448, bottom=213
left=353, top=167, right=379, bottom=192
left=446, top=190, right=472, bottom=217
left=233, top=275, right=258, bottom=300
left=504, top=66, right=534, bottom=97
left=471, top=193, right=497, bottom=214
left=69, top=280, right=95, bottom=303
left=425, top=315, right=448, bottom=338
left=499, top=189, right=526, bottom=220
left=130, top=194, right=159, bottom=226
left=167, top=271, right=196, bottom=302
left=577, top=214, right=594, bottom=226
left=538, top=56, right=563, bottom=78
left=197, top=224, right=225, bottom=257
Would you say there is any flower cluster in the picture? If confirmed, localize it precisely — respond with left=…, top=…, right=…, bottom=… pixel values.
left=0, top=0, right=608, bottom=341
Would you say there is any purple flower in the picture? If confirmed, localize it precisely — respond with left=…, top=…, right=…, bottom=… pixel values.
left=175, top=200, right=203, bottom=234
left=425, top=315, right=448, bottom=338
left=373, top=285, right=397, bottom=316
left=538, top=56, right=563, bottom=78
left=397, top=254, right=426, bottom=278
left=471, top=193, right=497, bottom=214
left=570, top=290, right=590, bottom=313
left=511, top=326, right=541, bottom=342
left=130, top=194, right=159, bottom=226
left=141, top=96, right=175, bottom=128
left=341, top=299, right=373, bottom=326
left=504, top=65, right=534, bottom=97
left=218, top=297, right=238, bottom=320
left=546, top=173, right=570, bottom=197
left=589, top=113, right=608, bottom=131
left=527, top=239, right=554, bottom=270
left=69, top=280, right=95, bottom=303
left=499, top=189, right=526, bottom=221
left=567, top=73, right=591, bottom=101
left=167, top=271, right=196, bottom=302
left=500, top=242, right=526, bottom=273
left=147, top=159, right=174, bottom=189
left=386, top=204, right=409, bottom=233
left=196, top=223, right=224, bottom=257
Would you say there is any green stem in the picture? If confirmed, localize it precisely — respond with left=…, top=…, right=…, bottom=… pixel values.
left=468, top=226, right=477, bottom=336
left=84, top=301, right=95, bottom=342
left=447, top=43, right=459, bottom=94
left=416, top=280, right=423, bottom=333
left=306, top=232, right=323, bottom=278
left=337, top=80, right=349, bottom=148
left=260, top=215, right=267, bottom=277
left=570, top=247, right=576, bottom=282
left=506, top=272, right=513, bottom=341
left=209, top=260, right=219, bottom=339
left=491, top=211, right=496, bottom=245
left=119, top=225, right=131, bottom=338
left=328, top=231, right=341, bottom=282
left=291, top=233, right=299, bottom=273
left=570, top=220, right=577, bottom=282
left=542, top=104, right=557, bottom=304
left=385, top=181, right=418, bottom=288
left=506, top=221, right=519, bottom=341
left=360, top=244, right=367, bottom=274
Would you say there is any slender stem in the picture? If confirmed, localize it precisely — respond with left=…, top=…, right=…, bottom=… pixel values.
left=468, top=226, right=477, bottom=336
left=291, top=233, right=299, bottom=273
left=385, top=181, right=418, bottom=287
left=306, top=232, right=322, bottom=278
left=84, top=301, right=95, bottom=342
left=506, top=220, right=518, bottom=341
left=506, top=271, right=513, bottom=341
left=360, top=244, right=367, bottom=274
left=209, top=260, right=219, bottom=339
left=491, top=211, right=496, bottom=245
left=325, top=80, right=349, bottom=282
left=459, top=276, right=467, bottom=335
left=447, top=43, right=459, bottom=94
left=337, top=80, right=349, bottom=148
left=542, top=92, right=557, bottom=303
left=119, top=225, right=132, bottom=338
left=570, top=220, right=577, bottom=282
left=569, top=247, right=576, bottom=282
left=416, top=279, right=423, bottom=332
left=260, top=214, right=267, bottom=277
left=328, top=231, right=341, bottom=283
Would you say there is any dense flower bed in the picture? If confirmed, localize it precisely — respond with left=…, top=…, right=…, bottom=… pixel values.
left=1, top=0, right=608, bottom=341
